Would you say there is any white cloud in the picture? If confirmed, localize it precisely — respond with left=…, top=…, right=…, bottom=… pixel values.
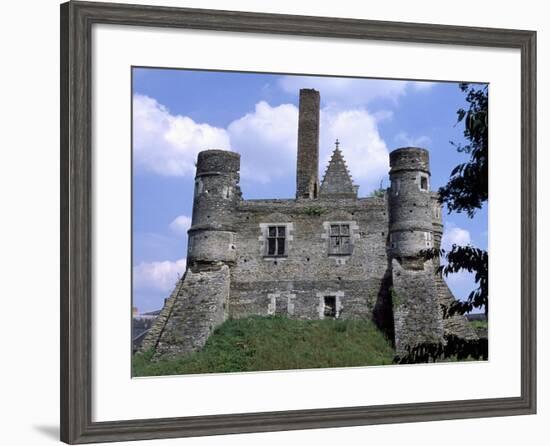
left=319, top=107, right=389, bottom=192
left=440, top=223, right=475, bottom=299
left=133, top=94, right=230, bottom=176
left=133, top=95, right=390, bottom=193
left=394, top=131, right=432, bottom=148
left=227, top=101, right=298, bottom=183
left=278, top=76, right=433, bottom=106
left=133, top=258, right=186, bottom=292
left=411, top=81, right=435, bottom=91
left=169, top=215, right=192, bottom=235
left=372, top=110, right=394, bottom=122
left=441, top=223, right=471, bottom=251
left=228, top=101, right=390, bottom=191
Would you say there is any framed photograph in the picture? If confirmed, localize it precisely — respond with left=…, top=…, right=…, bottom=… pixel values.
left=60, top=1, right=536, bottom=443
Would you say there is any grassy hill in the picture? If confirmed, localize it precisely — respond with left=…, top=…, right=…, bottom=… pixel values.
left=133, top=316, right=395, bottom=377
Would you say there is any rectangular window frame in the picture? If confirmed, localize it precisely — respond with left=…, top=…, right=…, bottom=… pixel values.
left=265, top=225, right=287, bottom=257
left=328, top=223, right=353, bottom=256
left=323, top=296, right=337, bottom=318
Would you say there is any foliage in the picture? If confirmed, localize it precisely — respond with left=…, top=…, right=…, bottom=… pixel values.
left=303, top=206, right=326, bottom=216
left=431, top=84, right=489, bottom=316
left=397, top=334, right=488, bottom=364
left=369, top=188, right=386, bottom=198
left=438, top=83, right=488, bottom=217
left=422, top=245, right=488, bottom=318
left=133, top=316, right=395, bottom=376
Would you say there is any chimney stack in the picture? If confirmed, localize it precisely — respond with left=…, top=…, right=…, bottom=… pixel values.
left=296, top=89, right=320, bottom=199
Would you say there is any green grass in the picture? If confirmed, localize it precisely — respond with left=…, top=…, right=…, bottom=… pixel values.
left=469, top=320, right=488, bottom=330
left=133, top=316, right=395, bottom=377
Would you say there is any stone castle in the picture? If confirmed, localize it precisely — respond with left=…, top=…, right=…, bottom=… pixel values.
left=141, top=88, right=476, bottom=359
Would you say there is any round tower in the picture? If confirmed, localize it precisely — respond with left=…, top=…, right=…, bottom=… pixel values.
left=388, top=147, right=434, bottom=259
left=187, top=150, right=241, bottom=265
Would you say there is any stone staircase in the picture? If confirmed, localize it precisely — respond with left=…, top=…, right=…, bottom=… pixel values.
left=139, top=272, right=187, bottom=353
left=141, top=263, right=231, bottom=360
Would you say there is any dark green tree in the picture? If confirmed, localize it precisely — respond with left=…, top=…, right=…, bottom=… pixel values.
left=437, top=83, right=489, bottom=318
left=425, top=244, right=488, bottom=318
left=439, top=83, right=488, bottom=216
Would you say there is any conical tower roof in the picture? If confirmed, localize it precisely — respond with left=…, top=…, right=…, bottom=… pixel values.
left=319, top=140, right=358, bottom=198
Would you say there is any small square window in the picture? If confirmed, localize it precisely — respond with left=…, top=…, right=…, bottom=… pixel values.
left=328, top=223, right=352, bottom=255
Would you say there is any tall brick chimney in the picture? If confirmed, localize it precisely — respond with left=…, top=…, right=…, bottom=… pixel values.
left=296, top=89, right=320, bottom=199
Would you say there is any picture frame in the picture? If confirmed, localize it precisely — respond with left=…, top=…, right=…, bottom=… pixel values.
left=60, top=1, right=536, bottom=443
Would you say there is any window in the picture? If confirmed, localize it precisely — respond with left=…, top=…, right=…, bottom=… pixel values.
left=392, top=179, right=401, bottom=196
left=420, top=174, right=429, bottom=191
left=323, top=296, right=337, bottom=318
left=266, top=225, right=286, bottom=256
left=329, top=224, right=352, bottom=255
left=268, top=293, right=296, bottom=316
left=424, top=231, right=433, bottom=247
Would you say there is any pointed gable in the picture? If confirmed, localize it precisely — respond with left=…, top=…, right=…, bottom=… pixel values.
left=319, top=140, right=359, bottom=198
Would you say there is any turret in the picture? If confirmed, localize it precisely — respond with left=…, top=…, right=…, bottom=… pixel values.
left=388, top=147, right=445, bottom=355
left=388, top=147, right=434, bottom=259
left=187, top=149, right=241, bottom=266
left=296, top=88, right=320, bottom=199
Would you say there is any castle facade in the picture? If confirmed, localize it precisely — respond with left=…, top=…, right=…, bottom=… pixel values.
left=142, top=89, right=476, bottom=359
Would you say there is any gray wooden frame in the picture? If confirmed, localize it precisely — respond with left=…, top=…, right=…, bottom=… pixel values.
left=60, top=1, right=537, bottom=443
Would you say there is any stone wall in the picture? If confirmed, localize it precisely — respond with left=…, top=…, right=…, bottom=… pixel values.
left=391, top=258, right=445, bottom=356
left=435, top=275, right=478, bottom=340
left=140, top=275, right=186, bottom=353
left=228, top=196, right=390, bottom=322
left=296, top=89, right=320, bottom=199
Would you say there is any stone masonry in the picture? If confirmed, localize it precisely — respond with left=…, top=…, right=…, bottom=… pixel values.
left=141, top=88, right=476, bottom=360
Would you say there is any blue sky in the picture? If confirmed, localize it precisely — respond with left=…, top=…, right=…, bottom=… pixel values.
left=132, top=68, right=488, bottom=313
